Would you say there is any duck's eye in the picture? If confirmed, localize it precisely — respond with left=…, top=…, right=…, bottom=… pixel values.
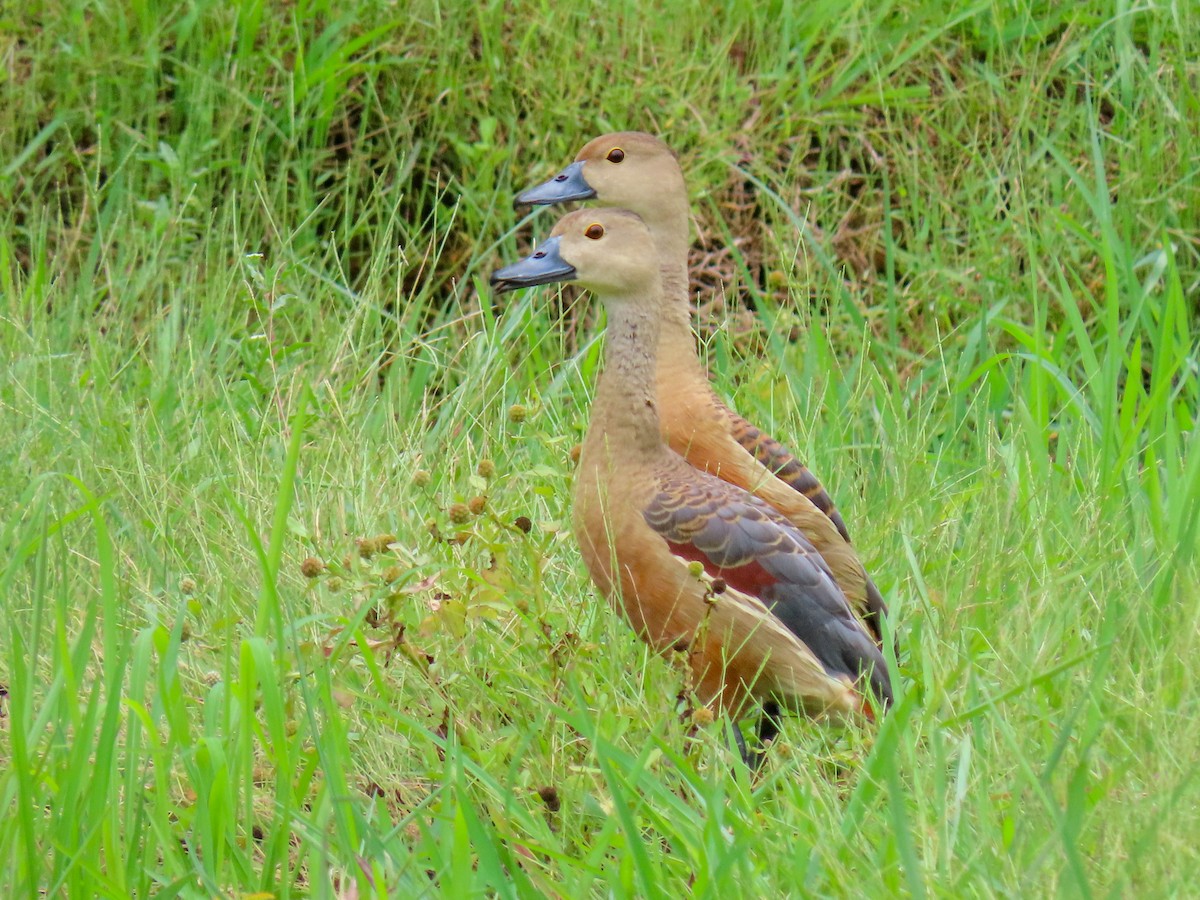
left=532, top=250, right=546, bottom=259
left=584, top=224, right=605, bottom=240
left=606, top=148, right=625, bottom=163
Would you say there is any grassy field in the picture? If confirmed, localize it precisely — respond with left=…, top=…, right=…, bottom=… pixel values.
left=2, top=0, right=1198, bottom=895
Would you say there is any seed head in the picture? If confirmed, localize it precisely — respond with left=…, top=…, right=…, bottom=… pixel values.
left=536, top=786, right=561, bottom=813
left=300, top=557, right=325, bottom=579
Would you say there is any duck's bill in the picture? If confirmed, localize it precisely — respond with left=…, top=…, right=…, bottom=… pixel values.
left=514, top=161, right=596, bottom=207
left=490, top=236, right=576, bottom=293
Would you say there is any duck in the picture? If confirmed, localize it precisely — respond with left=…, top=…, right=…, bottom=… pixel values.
left=491, top=208, right=891, bottom=760
left=515, top=132, right=890, bottom=646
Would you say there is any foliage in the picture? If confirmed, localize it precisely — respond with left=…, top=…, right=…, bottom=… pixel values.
left=1, top=0, right=1197, bottom=895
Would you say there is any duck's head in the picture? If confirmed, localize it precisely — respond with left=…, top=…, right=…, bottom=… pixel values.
left=491, top=208, right=658, bottom=297
left=514, top=132, right=686, bottom=221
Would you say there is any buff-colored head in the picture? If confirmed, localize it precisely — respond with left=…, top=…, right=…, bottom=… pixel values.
left=514, top=132, right=688, bottom=242
left=491, top=208, right=660, bottom=298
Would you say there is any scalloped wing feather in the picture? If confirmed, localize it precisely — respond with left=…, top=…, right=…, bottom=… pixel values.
left=643, top=471, right=892, bottom=706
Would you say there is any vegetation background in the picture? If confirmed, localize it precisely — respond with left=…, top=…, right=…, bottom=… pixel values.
left=2, top=0, right=1197, bottom=895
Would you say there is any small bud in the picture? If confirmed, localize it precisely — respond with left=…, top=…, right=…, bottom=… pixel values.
left=468, top=495, right=487, bottom=515
left=448, top=502, right=472, bottom=524
left=687, top=560, right=705, bottom=579
left=477, top=459, right=496, bottom=478
left=508, top=404, right=529, bottom=424
left=300, top=557, right=325, bottom=579
left=382, top=565, right=404, bottom=584
left=412, top=469, right=432, bottom=488
left=357, top=537, right=377, bottom=559
left=514, top=515, right=532, bottom=534
left=711, top=577, right=727, bottom=595
left=375, top=533, right=396, bottom=550
left=179, top=577, right=197, bottom=595
left=326, top=576, right=343, bottom=593
left=691, top=707, right=715, bottom=726
left=569, top=443, right=582, bottom=464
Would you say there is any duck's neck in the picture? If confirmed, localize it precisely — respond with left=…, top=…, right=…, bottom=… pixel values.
left=589, top=292, right=666, bottom=460
left=649, top=213, right=707, bottom=390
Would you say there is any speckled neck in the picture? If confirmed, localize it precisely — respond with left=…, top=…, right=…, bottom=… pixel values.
left=587, top=291, right=666, bottom=460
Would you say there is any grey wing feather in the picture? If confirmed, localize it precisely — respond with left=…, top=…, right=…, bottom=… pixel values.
left=644, top=471, right=892, bottom=705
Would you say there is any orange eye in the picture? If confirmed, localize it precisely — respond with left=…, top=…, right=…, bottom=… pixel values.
left=606, top=148, right=625, bottom=163
left=584, top=224, right=605, bottom=240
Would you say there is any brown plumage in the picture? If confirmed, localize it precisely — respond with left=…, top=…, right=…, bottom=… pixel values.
left=516, top=131, right=888, bottom=643
left=491, top=209, right=890, bottom=727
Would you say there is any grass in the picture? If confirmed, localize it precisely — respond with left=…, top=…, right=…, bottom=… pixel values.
left=2, top=0, right=1198, bottom=895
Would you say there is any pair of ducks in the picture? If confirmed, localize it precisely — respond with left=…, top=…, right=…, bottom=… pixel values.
left=491, top=133, right=893, bottom=759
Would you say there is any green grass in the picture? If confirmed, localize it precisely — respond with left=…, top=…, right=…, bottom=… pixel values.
left=2, top=0, right=1198, bottom=895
